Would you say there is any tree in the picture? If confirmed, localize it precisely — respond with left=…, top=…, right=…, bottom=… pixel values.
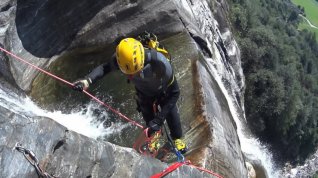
left=245, top=69, right=285, bottom=136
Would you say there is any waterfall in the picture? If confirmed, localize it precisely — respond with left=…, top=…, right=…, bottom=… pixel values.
left=207, top=57, right=280, bottom=177
left=180, top=0, right=281, bottom=177
left=0, top=84, right=128, bottom=140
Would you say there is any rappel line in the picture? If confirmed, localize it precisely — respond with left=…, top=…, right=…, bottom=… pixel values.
left=151, top=160, right=224, bottom=178
left=162, top=123, right=184, bottom=162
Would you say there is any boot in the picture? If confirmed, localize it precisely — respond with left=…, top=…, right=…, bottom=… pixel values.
left=174, top=139, right=188, bottom=154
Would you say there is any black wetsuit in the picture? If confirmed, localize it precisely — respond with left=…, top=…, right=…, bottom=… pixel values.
left=86, top=49, right=182, bottom=139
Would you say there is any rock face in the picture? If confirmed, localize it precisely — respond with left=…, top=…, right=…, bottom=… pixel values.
left=0, top=0, right=248, bottom=177
left=0, top=95, right=210, bottom=178
left=283, top=149, right=318, bottom=177
left=0, top=0, right=16, bottom=85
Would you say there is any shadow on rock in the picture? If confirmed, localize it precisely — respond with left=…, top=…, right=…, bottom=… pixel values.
left=15, top=0, right=115, bottom=58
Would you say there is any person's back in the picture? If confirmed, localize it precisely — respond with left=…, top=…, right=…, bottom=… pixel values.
left=131, top=49, right=173, bottom=97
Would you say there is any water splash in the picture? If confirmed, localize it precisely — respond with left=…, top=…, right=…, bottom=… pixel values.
left=0, top=85, right=127, bottom=139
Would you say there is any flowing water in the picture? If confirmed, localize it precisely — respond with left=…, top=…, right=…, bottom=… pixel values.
left=0, top=83, right=125, bottom=140
left=183, top=0, right=282, bottom=177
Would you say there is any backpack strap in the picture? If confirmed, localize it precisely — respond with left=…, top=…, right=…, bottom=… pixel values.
left=149, top=49, right=174, bottom=88
left=150, top=49, right=158, bottom=62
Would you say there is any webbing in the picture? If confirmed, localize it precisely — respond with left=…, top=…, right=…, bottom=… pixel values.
left=0, top=47, right=143, bottom=129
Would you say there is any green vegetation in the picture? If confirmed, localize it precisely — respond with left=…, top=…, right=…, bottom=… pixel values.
left=229, top=0, right=318, bottom=164
left=299, top=20, right=318, bottom=36
left=292, top=0, right=318, bottom=26
left=291, top=0, right=318, bottom=41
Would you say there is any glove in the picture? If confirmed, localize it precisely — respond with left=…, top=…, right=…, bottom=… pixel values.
left=146, top=115, right=164, bottom=137
left=72, top=78, right=91, bottom=91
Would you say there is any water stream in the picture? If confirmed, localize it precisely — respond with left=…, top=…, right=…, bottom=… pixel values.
left=184, top=0, right=281, bottom=177
left=0, top=83, right=123, bottom=140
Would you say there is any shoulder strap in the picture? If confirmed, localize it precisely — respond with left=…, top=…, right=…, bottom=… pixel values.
left=150, top=49, right=158, bottom=62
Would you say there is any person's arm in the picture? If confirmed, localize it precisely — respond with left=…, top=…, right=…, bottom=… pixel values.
left=86, top=56, right=118, bottom=83
left=73, top=55, right=118, bottom=91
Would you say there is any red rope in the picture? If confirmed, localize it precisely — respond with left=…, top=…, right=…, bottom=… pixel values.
left=150, top=162, right=184, bottom=178
left=151, top=160, right=224, bottom=178
left=187, top=162, right=223, bottom=178
left=0, top=47, right=144, bottom=129
left=83, top=90, right=143, bottom=128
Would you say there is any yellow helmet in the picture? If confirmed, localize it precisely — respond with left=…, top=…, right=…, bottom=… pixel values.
left=116, top=38, right=145, bottom=75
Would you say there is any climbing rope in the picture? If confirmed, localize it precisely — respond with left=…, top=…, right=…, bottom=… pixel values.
left=14, top=143, right=56, bottom=178
left=162, top=123, right=185, bottom=162
left=150, top=162, right=184, bottom=178
left=151, top=160, right=224, bottom=178
left=0, top=47, right=143, bottom=129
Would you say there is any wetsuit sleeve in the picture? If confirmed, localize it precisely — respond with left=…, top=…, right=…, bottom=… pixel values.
left=86, top=54, right=118, bottom=83
left=159, top=79, right=180, bottom=119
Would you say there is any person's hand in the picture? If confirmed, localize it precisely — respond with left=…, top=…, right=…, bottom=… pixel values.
left=145, top=115, right=164, bottom=137
left=72, top=78, right=90, bottom=91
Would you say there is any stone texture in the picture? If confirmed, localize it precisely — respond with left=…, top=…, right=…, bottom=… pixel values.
left=196, top=58, right=247, bottom=177
left=0, top=103, right=209, bottom=178
left=0, top=0, right=16, bottom=85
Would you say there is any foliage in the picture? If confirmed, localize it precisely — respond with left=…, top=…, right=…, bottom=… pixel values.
left=229, top=0, right=318, bottom=164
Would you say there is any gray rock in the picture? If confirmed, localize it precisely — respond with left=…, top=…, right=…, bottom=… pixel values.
left=0, top=104, right=210, bottom=178
left=0, top=0, right=16, bottom=84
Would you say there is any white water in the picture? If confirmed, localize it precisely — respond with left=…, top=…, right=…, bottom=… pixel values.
left=204, top=53, right=280, bottom=177
left=0, top=85, right=128, bottom=139
left=206, top=32, right=280, bottom=177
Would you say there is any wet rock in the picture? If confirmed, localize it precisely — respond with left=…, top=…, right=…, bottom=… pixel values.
left=0, top=0, right=16, bottom=84
left=283, top=149, right=318, bottom=177
left=196, top=57, right=247, bottom=177
left=246, top=162, right=256, bottom=178
left=0, top=104, right=211, bottom=178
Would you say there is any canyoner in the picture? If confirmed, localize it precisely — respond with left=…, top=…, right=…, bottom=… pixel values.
left=132, top=32, right=187, bottom=161
left=72, top=32, right=188, bottom=156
